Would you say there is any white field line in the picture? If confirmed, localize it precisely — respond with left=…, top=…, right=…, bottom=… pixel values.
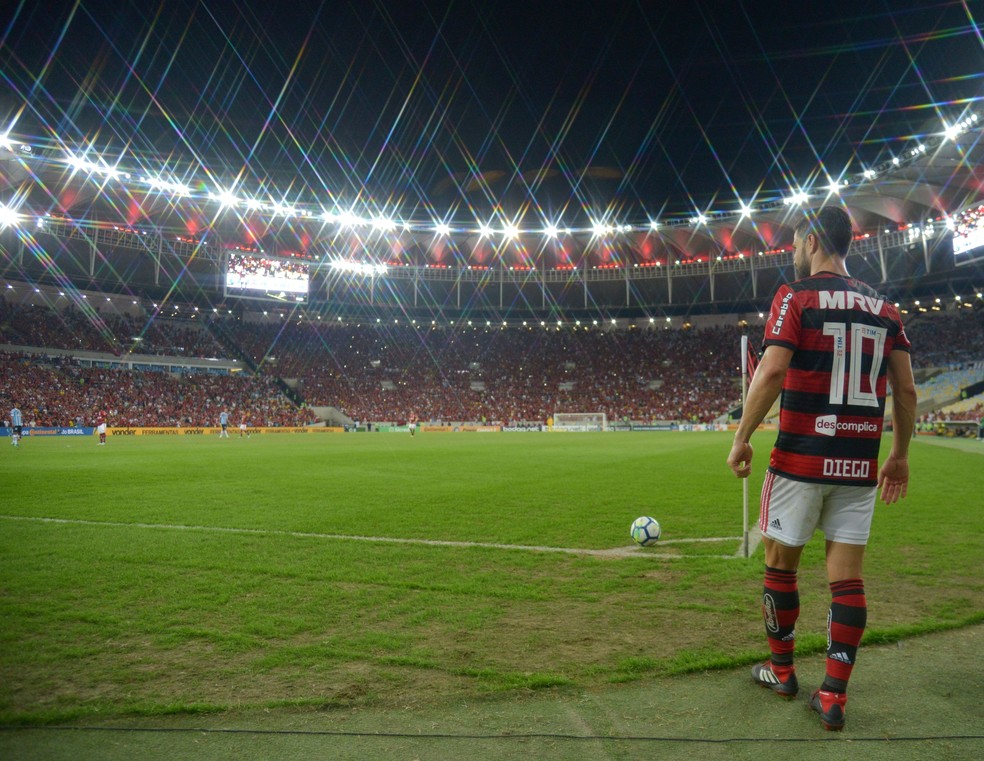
left=0, top=514, right=742, bottom=560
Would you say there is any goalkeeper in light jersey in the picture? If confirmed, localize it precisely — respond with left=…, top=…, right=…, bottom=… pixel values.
left=9, top=405, right=23, bottom=447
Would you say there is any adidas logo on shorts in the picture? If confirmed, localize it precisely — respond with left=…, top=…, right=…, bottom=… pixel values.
left=769, top=518, right=782, bottom=531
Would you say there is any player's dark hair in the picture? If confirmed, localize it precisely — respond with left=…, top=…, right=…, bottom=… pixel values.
left=795, top=206, right=853, bottom=257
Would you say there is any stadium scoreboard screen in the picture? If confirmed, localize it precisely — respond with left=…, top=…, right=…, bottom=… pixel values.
left=953, top=204, right=984, bottom=267
left=224, top=252, right=309, bottom=303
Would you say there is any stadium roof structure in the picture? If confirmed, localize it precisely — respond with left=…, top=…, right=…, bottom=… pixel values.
left=1, top=119, right=982, bottom=317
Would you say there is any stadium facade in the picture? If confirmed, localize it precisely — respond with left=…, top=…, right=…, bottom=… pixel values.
left=1, top=124, right=983, bottom=322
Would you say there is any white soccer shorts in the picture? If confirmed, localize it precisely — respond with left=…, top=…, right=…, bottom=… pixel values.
left=759, top=471, right=876, bottom=546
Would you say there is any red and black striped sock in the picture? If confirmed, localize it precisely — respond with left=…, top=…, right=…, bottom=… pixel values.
left=763, top=566, right=799, bottom=672
left=822, top=578, right=867, bottom=694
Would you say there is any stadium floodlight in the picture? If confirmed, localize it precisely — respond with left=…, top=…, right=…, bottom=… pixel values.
left=478, top=223, right=494, bottom=237
left=434, top=222, right=451, bottom=236
left=0, top=204, right=21, bottom=227
left=693, top=213, right=708, bottom=225
left=591, top=220, right=610, bottom=237
left=329, top=259, right=387, bottom=276
left=739, top=203, right=753, bottom=217
left=0, top=134, right=12, bottom=151
left=863, top=169, right=876, bottom=179
left=210, top=189, right=239, bottom=208
left=892, top=157, right=901, bottom=165
left=543, top=223, right=560, bottom=238
left=65, top=153, right=90, bottom=172
left=649, top=219, right=659, bottom=230
left=502, top=224, right=520, bottom=239
left=337, top=209, right=361, bottom=227
left=783, top=191, right=810, bottom=206
left=372, top=216, right=397, bottom=232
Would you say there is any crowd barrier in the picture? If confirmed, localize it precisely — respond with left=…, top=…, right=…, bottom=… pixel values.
left=108, top=426, right=345, bottom=436
left=0, top=426, right=94, bottom=437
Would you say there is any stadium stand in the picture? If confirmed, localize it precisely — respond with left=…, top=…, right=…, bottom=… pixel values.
left=4, top=287, right=984, bottom=428
left=0, top=353, right=318, bottom=428
left=220, top=320, right=754, bottom=424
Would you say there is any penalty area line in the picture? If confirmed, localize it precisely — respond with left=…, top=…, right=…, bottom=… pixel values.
left=0, top=515, right=740, bottom=560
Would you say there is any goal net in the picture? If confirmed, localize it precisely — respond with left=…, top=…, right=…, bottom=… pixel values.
left=551, top=412, right=608, bottom=432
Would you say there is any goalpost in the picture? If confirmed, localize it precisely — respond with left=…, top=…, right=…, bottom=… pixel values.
left=551, top=412, right=608, bottom=432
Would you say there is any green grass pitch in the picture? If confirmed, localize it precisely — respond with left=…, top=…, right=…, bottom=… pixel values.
left=0, top=431, right=981, bottom=723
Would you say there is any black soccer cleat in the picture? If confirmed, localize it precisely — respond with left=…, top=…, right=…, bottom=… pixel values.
left=751, top=661, right=798, bottom=698
left=809, top=688, right=847, bottom=731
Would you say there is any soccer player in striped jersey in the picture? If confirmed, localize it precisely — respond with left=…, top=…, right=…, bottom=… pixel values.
left=726, top=206, right=917, bottom=731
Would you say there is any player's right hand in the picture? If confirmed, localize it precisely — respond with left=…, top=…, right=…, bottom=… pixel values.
left=727, top=440, right=753, bottom=478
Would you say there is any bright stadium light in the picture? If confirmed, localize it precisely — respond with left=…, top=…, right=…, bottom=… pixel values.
left=543, top=223, right=560, bottom=238
left=372, top=216, right=397, bottom=231
left=739, top=203, right=753, bottom=217
left=434, top=222, right=451, bottom=236
left=649, top=219, right=659, bottom=230
left=502, top=223, right=519, bottom=239
left=210, top=189, right=239, bottom=208
left=337, top=209, right=361, bottom=227
left=478, top=223, right=494, bottom=237
left=65, top=153, right=90, bottom=172
left=863, top=169, right=876, bottom=180
left=591, top=220, right=610, bottom=237
left=329, top=259, right=388, bottom=276
left=0, top=204, right=21, bottom=227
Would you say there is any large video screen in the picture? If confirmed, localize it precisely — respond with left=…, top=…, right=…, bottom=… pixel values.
left=224, top=253, right=309, bottom=302
left=953, top=204, right=984, bottom=267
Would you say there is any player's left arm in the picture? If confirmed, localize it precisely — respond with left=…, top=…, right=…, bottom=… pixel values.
left=727, top=344, right=793, bottom=478
left=879, top=348, right=917, bottom=504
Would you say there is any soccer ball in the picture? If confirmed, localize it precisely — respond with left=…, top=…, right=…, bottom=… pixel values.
left=630, top=516, right=661, bottom=546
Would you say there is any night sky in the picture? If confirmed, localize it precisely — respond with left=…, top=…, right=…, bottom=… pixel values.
left=1, top=0, right=980, bottom=225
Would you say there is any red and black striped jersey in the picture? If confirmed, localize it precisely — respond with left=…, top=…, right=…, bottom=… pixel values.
left=763, top=272, right=911, bottom=486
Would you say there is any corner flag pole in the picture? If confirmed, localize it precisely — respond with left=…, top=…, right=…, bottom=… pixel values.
left=740, top=335, right=750, bottom=559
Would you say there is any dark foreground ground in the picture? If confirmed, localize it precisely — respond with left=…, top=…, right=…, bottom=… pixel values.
left=2, top=624, right=981, bottom=761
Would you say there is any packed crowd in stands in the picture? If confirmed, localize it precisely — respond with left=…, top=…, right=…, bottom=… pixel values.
left=4, top=293, right=984, bottom=426
left=0, top=302, right=226, bottom=358
left=0, top=353, right=317, bottom=428
left=903, top=308, right=984, bottom=368
left=223, top=320, right=754, bottom=423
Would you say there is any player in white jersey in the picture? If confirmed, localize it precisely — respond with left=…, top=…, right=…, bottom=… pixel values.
left=9, top=405, right=23, bottom=447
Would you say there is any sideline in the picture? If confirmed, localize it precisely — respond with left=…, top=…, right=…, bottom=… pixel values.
left=0, top=514, right=741, bottom=560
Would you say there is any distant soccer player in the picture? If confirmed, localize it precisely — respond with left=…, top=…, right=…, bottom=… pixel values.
left=408, top=413, right=417, bottom=437
left=96, top=411, right=107, bottom=445
left=219, top=410, right=230, bottom=438
left=239, top=420, right=249, bottom=438
left=726, top=206, right=917, bottom=731
left=9, top=404, right=23, bottom=447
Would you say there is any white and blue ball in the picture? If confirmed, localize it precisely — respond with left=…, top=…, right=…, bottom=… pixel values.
left=630, top=516, right=661, bottom=546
